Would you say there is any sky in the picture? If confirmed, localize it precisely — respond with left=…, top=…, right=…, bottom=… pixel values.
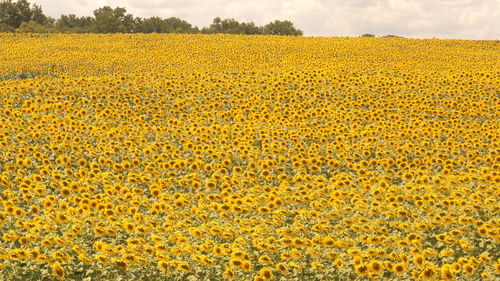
left=31, top=0, right=500, bottom=39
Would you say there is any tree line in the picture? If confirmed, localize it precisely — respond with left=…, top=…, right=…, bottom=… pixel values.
left=0, top=0, right=303, bottom=35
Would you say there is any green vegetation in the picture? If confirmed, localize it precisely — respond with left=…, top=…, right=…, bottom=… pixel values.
left=0, top=0, right=303, bottom=35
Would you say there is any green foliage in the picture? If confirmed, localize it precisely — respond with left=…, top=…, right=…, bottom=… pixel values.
left=15, top=20, right=56, bottom=33
left=382, top=34, right=404, bottom=38
left=201, top=17, right=263, bottom=35
left=0, top=0, right=33, bottom=28
left=31, top=3, right=51, bottom=25
left=263, top=20, right=303, bottom=36
left=55, top=14, right=94, bottom=33
left=201, top=17, right=303, bottom=36
left=2, top=0, right=304, bottom=36
left=0, top=69, right=56, bottom=81
left=361, top=33, right=375, bottom=37
left=0, top=22, right=13, bottom=31
left=135, top=16, right=198, bottom=33
left=92, top=6, right=135, bottom=33
left=239, top=22, right=262, bottom=35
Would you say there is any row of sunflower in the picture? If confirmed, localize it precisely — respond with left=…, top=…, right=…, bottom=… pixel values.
left=0, top=33, right=498, bottom=280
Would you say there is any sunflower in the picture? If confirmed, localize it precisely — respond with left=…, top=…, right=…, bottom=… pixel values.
left=413, top=254, right=426, bottom=268
left=335, top=258, right=344, bottom=269
left=275, top=262, right=288, bottom=274
left=229, top=259, right=242, bottom=269
left=494, top=263, right=500, bottom=275
left=311, top=261, right=324, bottom=271
left=440, top=264, right=455, bottom=280
left=355, top=263, right=369, bottom=276
left=52, top=262, right=65, bottom=281
left=96, top=254, right=110, bottom=265
left=368, top=259, right=384, bottom=274
left=421, top=266, right=438, bottom=280
left=394, top=262, right=407, bottom=275
left=241, top=260, right=252, bottom=272
left=463, top=263, right=475, bottom=276
left=259, top=255, right=273, bottom=264
left=113, top=258, right=127, bottom=270
left=158, top=260, right=170, bottom=273
left=224, top=267, right=236, bottom=280
left=175, top=261, right=191, bottom=272
left=259, top=267, right=274, bottom=281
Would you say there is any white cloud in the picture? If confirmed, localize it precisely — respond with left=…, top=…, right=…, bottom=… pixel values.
left=31, top=0, right=500, bottom=39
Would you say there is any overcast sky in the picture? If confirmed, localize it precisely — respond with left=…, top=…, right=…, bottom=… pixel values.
left=31, top=0, right=499, bottom=39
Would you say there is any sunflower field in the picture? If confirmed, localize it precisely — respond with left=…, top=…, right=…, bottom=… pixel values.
left=0, top=33, right=498, bottom=281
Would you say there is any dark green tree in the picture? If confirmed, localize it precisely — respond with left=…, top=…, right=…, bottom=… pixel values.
left=0, top=0, right=33, bottom=28
left=202, top=17, right=263, bottom=35
left=219, top=18, right=243, bottom=34
left=92, top=6, right=136, bottom=33
left=15, top=19, right=56, bottom=32
left=135, top=16, right=163, bottom=33
left=0, top=22, right=13, bottom=31
left=55, top=14, right=94, bottom=33
left=201, top=17, right=222, bottom=33
left=263, top=20, right=302, bottom=36
left=361, top=33, right=375, bottom=37
left=240, top=22, right=262, bottom=35
left=164, top=17, right=198, bottom=33
left=136, top=16, right=198, bottom=33
left=31, top=3, right=51, bottom=25
left=1, top=0, right=304, bottom=36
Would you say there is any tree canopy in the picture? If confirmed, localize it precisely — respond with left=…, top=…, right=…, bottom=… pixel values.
left=0, top=0, right=303, bottom=35
left=263, top=20, right=303, bottom=36
left=0, top=0, right=37, bottom=28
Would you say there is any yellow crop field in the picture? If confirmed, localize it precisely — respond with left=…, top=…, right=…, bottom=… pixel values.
left=0, top=33, right=498, bottom=281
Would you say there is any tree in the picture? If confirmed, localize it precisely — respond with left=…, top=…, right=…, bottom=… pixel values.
left=240, top=21, right=262, bottom=35
left=381, top=34, right=403, bottom=38
left=0, top=0, right=33, bottom=28
left=0, top=22, right=13, bottom=31
left=202, top=17, right=222, bottom=33
left=1, top=1, right=305, bottom=36
left=31, top=3, right=50, bottom=25
left=361, top=33, right=375, bottom=37
left=263, top=20, right=302, bottom=36
left=55, top=14, right=94, bottom=33
left=163, top=17, right=198, bottom=33
left=92, top=6, right=135, bottom=33
left=134, top=16, right=198, bottom=33
left=202, top=17, right=263, bottom=35
left=219, top=18, right=244, bottom=34
left=135, top=16, right=162, bottom=33
left=15, top=20, right=56, bottom=33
